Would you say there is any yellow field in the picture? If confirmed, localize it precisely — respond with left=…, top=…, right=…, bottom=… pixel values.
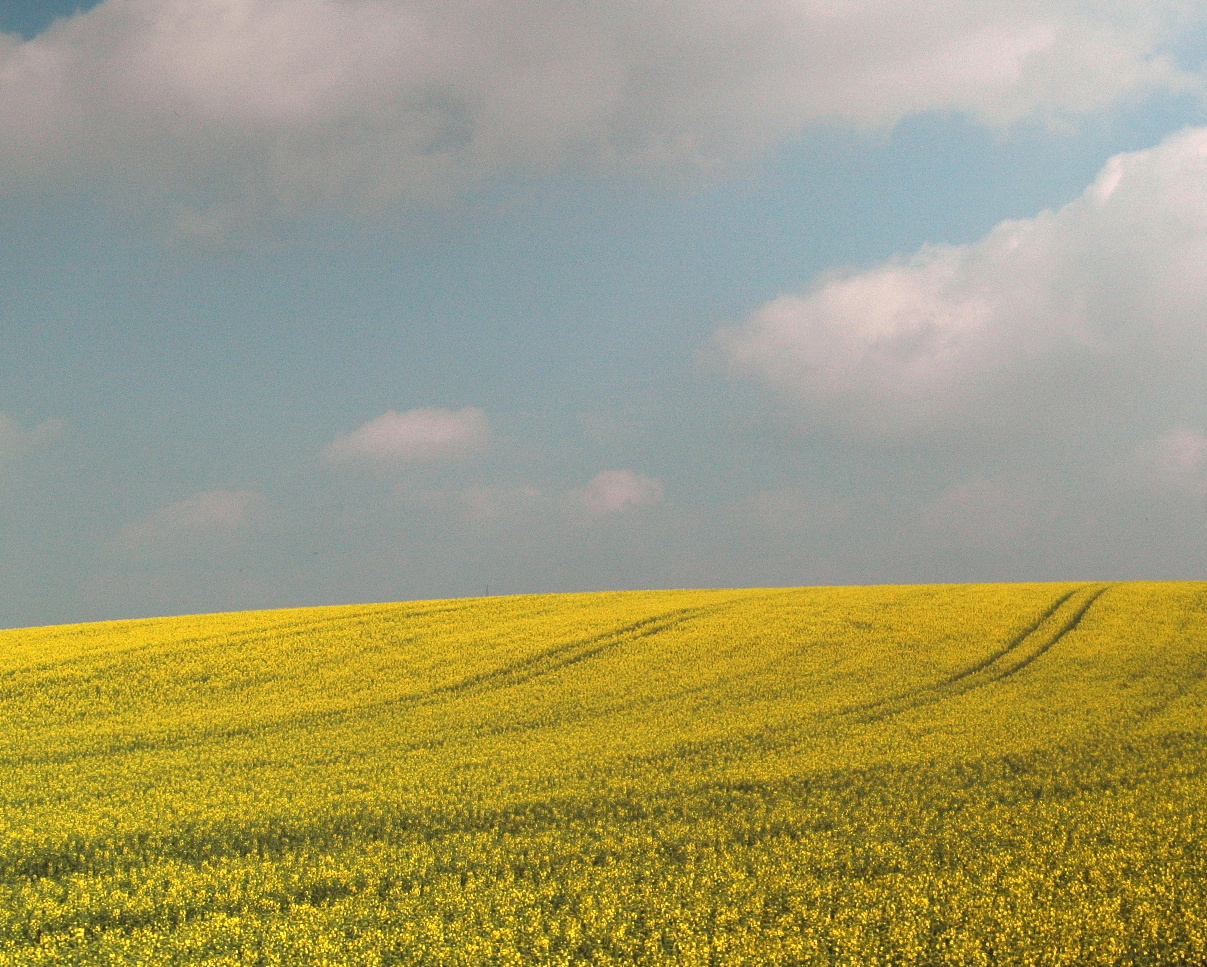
left=1, top=582, right=1205, bottom=966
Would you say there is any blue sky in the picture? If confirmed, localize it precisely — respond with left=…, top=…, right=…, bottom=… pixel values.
left=3, top=0, right=1207, bottom=627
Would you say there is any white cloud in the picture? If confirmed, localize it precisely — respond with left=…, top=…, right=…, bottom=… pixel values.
left=719, top=125, right=1207, bottom=432
left=1133, top=426, right=1207, bottom=495
left=121, top=489, right=267, bottom=554
left=571, top=469, right=664, bottom=517
left=0, top=414, right=64, bottom=473
left=0, top=0, right=1197, bottom=219
left=325, top=407, right=488, bottom=464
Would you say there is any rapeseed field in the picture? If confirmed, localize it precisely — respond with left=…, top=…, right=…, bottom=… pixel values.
left=0, top=582, right=1205, bottom=965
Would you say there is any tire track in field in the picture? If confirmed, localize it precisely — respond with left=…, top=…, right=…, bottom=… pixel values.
left=2, top=595, right=768, bottom=766
left=1103, top=586, right=1207, bottom=732
left=396, top=589, right=795, bottom=706
left=977, top=584, right=1109, bottom=685
left=837, top=583, right=1112, bottom=723
left=347, top=591, right=790, bottom=717
left=406, top=599, right=823, bottom=747
left=418, top=602, right=732, bottom=702
left=550, top=585, right=1118, bottom=775
left=839, top=586, right=1081, bottom=716
left=0, top=601, right=472, bottom=687
left=618, top=586, right=1115, bottom=774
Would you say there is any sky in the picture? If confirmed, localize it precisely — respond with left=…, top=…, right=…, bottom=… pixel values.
left=4, top=0, right=1207, bottom=628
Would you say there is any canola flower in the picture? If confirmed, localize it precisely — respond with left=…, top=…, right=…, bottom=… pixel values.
left=0, top=582, right=1204, bottom=965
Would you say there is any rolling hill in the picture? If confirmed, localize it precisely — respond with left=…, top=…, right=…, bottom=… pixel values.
left=1, top=582, right=1205, bottom=965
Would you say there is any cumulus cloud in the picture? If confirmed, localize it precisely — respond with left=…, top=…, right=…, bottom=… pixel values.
left=0, top=414, right=64, bottom=473
left=0, top=0, right=1196, bottom=220
left=121, top=489, right=267, bottom=554
left=571, top=469, right=664, bottom=517
left=325, top=407, right=488, bottom=464
left=719, top=125, right=1207, bottom=432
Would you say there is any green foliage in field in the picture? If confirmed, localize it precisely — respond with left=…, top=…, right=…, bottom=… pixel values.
left=1, top=582, right=1206, bottom=966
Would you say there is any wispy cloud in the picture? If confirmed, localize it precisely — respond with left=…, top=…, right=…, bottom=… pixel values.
left=120, top=489, right=267, bottom=555
left=1133, top=427, right=1207, bottom=496
left=920, top=478, right=1033, bottom=548
left=0, top=414, right=64, bottom=474
left=325, top=407, right=488, bottom=465
left=0, top=0, right=1196, bottom=222
left=741, top=488, right=852, bottom=537
left=719, top=126, right=1207, bottom=434
left=570, top=469, right=664, bottom=517
left=460, top=484, right=543, bottom=522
